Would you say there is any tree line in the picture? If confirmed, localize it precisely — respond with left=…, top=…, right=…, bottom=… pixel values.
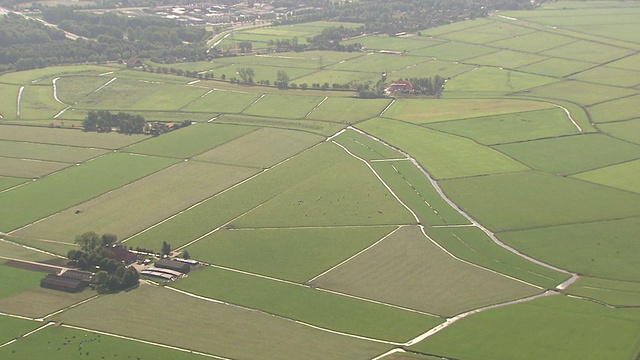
left=82, top=110, right=146, bottom=134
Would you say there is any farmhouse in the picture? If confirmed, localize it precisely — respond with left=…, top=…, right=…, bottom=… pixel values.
left=109, top=246, right=137, bottom=264
left=155, top=258, right=191, bottom=273
left=386, top=81, right=413, bottom=93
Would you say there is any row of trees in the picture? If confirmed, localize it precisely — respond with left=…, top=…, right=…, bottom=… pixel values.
left=68, top=232, right=139, bottom=293
left=404, top=76, right=446, bottom=96
left=82, top=110, right=146, bottom=134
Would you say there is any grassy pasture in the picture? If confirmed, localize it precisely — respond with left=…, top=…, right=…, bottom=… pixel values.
left=311, top=226, right=539, bottom=316
left=465, top=50, right=547, bottom=69
left=523, top=79, right=637, bottom=106
left=567, top=277, right=640, bottom=307
left=0, top=316, right=40, bottom=346
left=426, top=226, right=566, bottom=289
left=211, top=51, right=362, bottom=69
left=112, top=110, right=213, bottom=123
left=540, top=40, right=635, bottom=64
left=0, top=125, right=145, bottom=149
left=181, top=89, right=261, bottom=114
left=218, top=63, right=317, bottom=83
left=175, top=266, right=440, bottom=343
left=0, top=286, right=95, bottom=319
left=358, top=118, right=527, bottom=179
left=128, top=84, right=209, bottom=111
left=54, top=76, right=116, bottom=105
left=517, top=57, right=596, bottom=77
left=426, top=107, right=579, bottom=145
left=291, top=69, right=378, bottom=85
left=0, top=65, right=115, bottom=85
left=18, top=85, right=65, bottom=120
left=422, top=17, right=494, bottom=36
left=441, top=20, right=535, bottom=44
left=494, top=134, right=640, bottom=175
left=444, top=67, right=558, bottom=94
left=124, top=123, right=256, bottom=159
left=0, top=140, right=108, bottom=163
left=588, top=94, right=640, bottom=123
left=571, top=66, right=640, bottom=88
left=382, top=98, right=554, bottom=124
left=307, top=97, right=391, bottom=123
left=0, top=262, right=50, bottom=300
left=55, top=285, right=390, bottom=360
left=487, top=31, right=576, bottom=53
left=0, top=153, right=176, bottom=232
left=410, top=295, right=640, bottom=360
left=194, top=127, right=322, bottom=168
left=0, top=325, right=209, bottom=360
left=74, top=78, right=158, bottom=110
left=124, top=144, right=347, bottom=250
left=408, top=41, right=497, bottom=61
left=343, top=35, right=442, bottom=52
left=186, top=226, right=394, bottom=282
left=232, top=144, right=414, bottom=227
left=0, top=157, right=69, bottom=178
left=0, top=83, right=19, bottom=120
left=14, top=161, right=258, bottom=244
left=598, top=118, right=640, bottom=144
left=3, top=236, right=77, bottom=257
left=328, top=53, right=430, bottom=73
left=440, top=171, right=640, bottom=232
left=332, top=129, right=404, bottom=161
left=0, top=240, right=60, bottom=263
left=0, top=176, right=26, bottom=191
left=370, top=160, right=469, bottom=226
left=499, top=217, right=640, bottom=281
left=607, top=53, right=640, bottom=72
left=218, top=113, right=344, bottom=136
left=109, top=69, right=188, bottom=84
left=243, top=94, right=324, bottom=119
left=387, top=59, right=474, bottom=82
left=573, top=159, right=640, bottom=193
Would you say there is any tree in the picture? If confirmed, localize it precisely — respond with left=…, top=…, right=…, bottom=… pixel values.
left=102, top=233, right=117, bottom=246
left=237, top=67, right=254, bottom=84
left=83, top=111, right=98, bottom=131
left=161, top=241, right=171, bottom=256
left=238, top=41, right=252, bottom=53
left=75, top=231, right=102, bottom=252
left=276, top=70, right=289, bottom=89
left=182, top=250, right=191, bottom=260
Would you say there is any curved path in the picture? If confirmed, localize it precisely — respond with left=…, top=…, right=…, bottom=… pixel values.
left=16, top=85, right=24, bottom=117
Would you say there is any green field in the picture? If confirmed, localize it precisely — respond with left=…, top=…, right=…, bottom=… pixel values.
left=567, top=277, right=640, bottom=307
left=573, top=158, right=640, bottom=193
left=18, top=84, right=65, bottom=120
left=598, top=118, right=640, bottom=144
left=0, top=140, right=108, bottom=163
left=54, top=76, right=117, bottom=104
left=0, top=157, right=70, bottom=178
left=244, top=94, right=324, bottom=119
left=332, top=129, right=405, bottom=160
left=587, top=94, right=640, bottom=123
left=410, top=295, right=640, bottom=360
left=0, top=262, right=50, bottom=299
left=0, top=316, right=41, bottom=345
left=307, top=97, right=391, bottom=123
left=0, top=125, right=146, bottom=149
left=0, top=176, right=26, bottom=191
left=311, top=226, right=540, bottom=316
left=444, top=67, right=558, bottom=94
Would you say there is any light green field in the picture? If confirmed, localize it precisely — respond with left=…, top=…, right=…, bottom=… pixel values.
left=332, top=129, right=405, bottom=160
left=14, top=161, right=258, bottom=245
left=425, top=226, right=567, bottom=289
left=3, top=235, right=77, bottom=257
left=0, top=157, right=69, bottom=178
left=0, top=240, right=60, bottom=263
left=494, top=134, right=640, bottom=175
left=343, top=35, right=441, bottom=52
left=409, top=41, right=497, bottom=61
left=328, top=53, right=430, bottom=73
left=0, top=153, right=176, bottom=232
left=524, top=80, right=637, bottom=106
left=0, top=83, right=19, bottom=120
left=410, top=295, right=640, bottom=360
left=0, top=140, right=108, bottom=163
left=311, top=226, right=539, bottom=316
left=426, top=108, right=579, bottom=145
left=182, top=89, right=261, bottom=114
left=124, top=123, right=257, bottom=158
left=0, top=176, right=26, bottom=191
left=442, top=20, right=536, bottom=44
left=109, top=69, right=188, bottom=84
left=243, top=94, right=324, bottom=119
left=422, top=17, right=494, bottom=36
left=0, top=262, right=49, bottom=299
left=487, top=31, right=576, bottom=53
left=517, top=57, right=596, bottom=77
left=0, top=325, right=210, bottom=360
left=382, top=98, right=554, bottom=124
left=445, top=67, right=558, bottom=94
left=18, top=85, right=65, bottom=120
left=74, top=78, right=158, bottom=110
left=387, top=59, right=474, bottom=81
left=0, top=286, right=95, bottom=319
left=291, top=69, right=378, bottom=85
left=540, top=40, right=635, bottom=64
left=54, top=76, right=116, bottom=104
left=571, top=66, right=640, bottom=88
left=0, top=65, right=115, bottom=85
left=442, top=170, right=640, bottom=231
left=194, top=127, right=322, bottom=168
left=588, top=94, right=640, bottom=123
left=211, top=63, right=317, bottom=84
left=55, top=285, right=390, bottom=360
left=233, top=143, right=414, bottom=227
left=0, top=316, right=41, bottom=345
left=573, top=159, right=640, bottom=193
left=370, top=160, right=469, bottom=226
left=186, top=226, right=395, bottom=282
left=599, top=118, right=640, bottom=144
left=307, top=97, right=391, bottom=123
left=465, top=50, right=547, bottom=68
left=218, top=114, right=344, bottom=136
left=607, top=53, right=640, bottom=72
left=0, top=125, right=146, bottom=149
left=211, top=51, right=362, bottom=69
left=499, top=217, right=640, bottom=281
left=567, top=277, right=640, bottom=307
left=129, top=84, right=209, bottom=111
left=175, top=266, right=440, bottom=343
left=358, top=118, right=527, bottom=179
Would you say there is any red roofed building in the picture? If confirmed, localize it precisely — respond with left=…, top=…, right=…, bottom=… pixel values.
left=387, top=81, right=413, bottom=93
left=109, top=246, right=137, bottom=264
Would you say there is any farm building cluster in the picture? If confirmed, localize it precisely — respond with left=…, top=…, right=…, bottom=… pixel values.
left=40, top=269, right=95, bottom=293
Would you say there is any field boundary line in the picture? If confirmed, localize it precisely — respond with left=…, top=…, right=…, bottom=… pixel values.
left=241, top=93, right=265, bottom=112
left=165, top=286, right=402, bottom=346
left=316, top=287, right=439, bottom=317
left=16, top=85, right=24, bottom=117
left=0, top=321, right=55, bottom=348
left=305, top=96, right=328, bottom=118
left=228, top=224, right=397, bottom=231
left=379, top=98, right=395, bottom=117
left=350, top=126, right=580, bottom=290
left=308, top=226, right=402, bottom=283
left=51, top=77, right=66, bottom=105
left=553, top=104, right=583, bottom=132
left=39, top=294, right=101, bottom=321
left=0, top=311, right=38, bottom=322
left=61, top=323, right=231, bottom=359
left=0, top=238, right=66, bottom=259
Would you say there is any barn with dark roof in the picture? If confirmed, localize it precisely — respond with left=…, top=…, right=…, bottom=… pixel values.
left=155, top=258, right=191, bottom=273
